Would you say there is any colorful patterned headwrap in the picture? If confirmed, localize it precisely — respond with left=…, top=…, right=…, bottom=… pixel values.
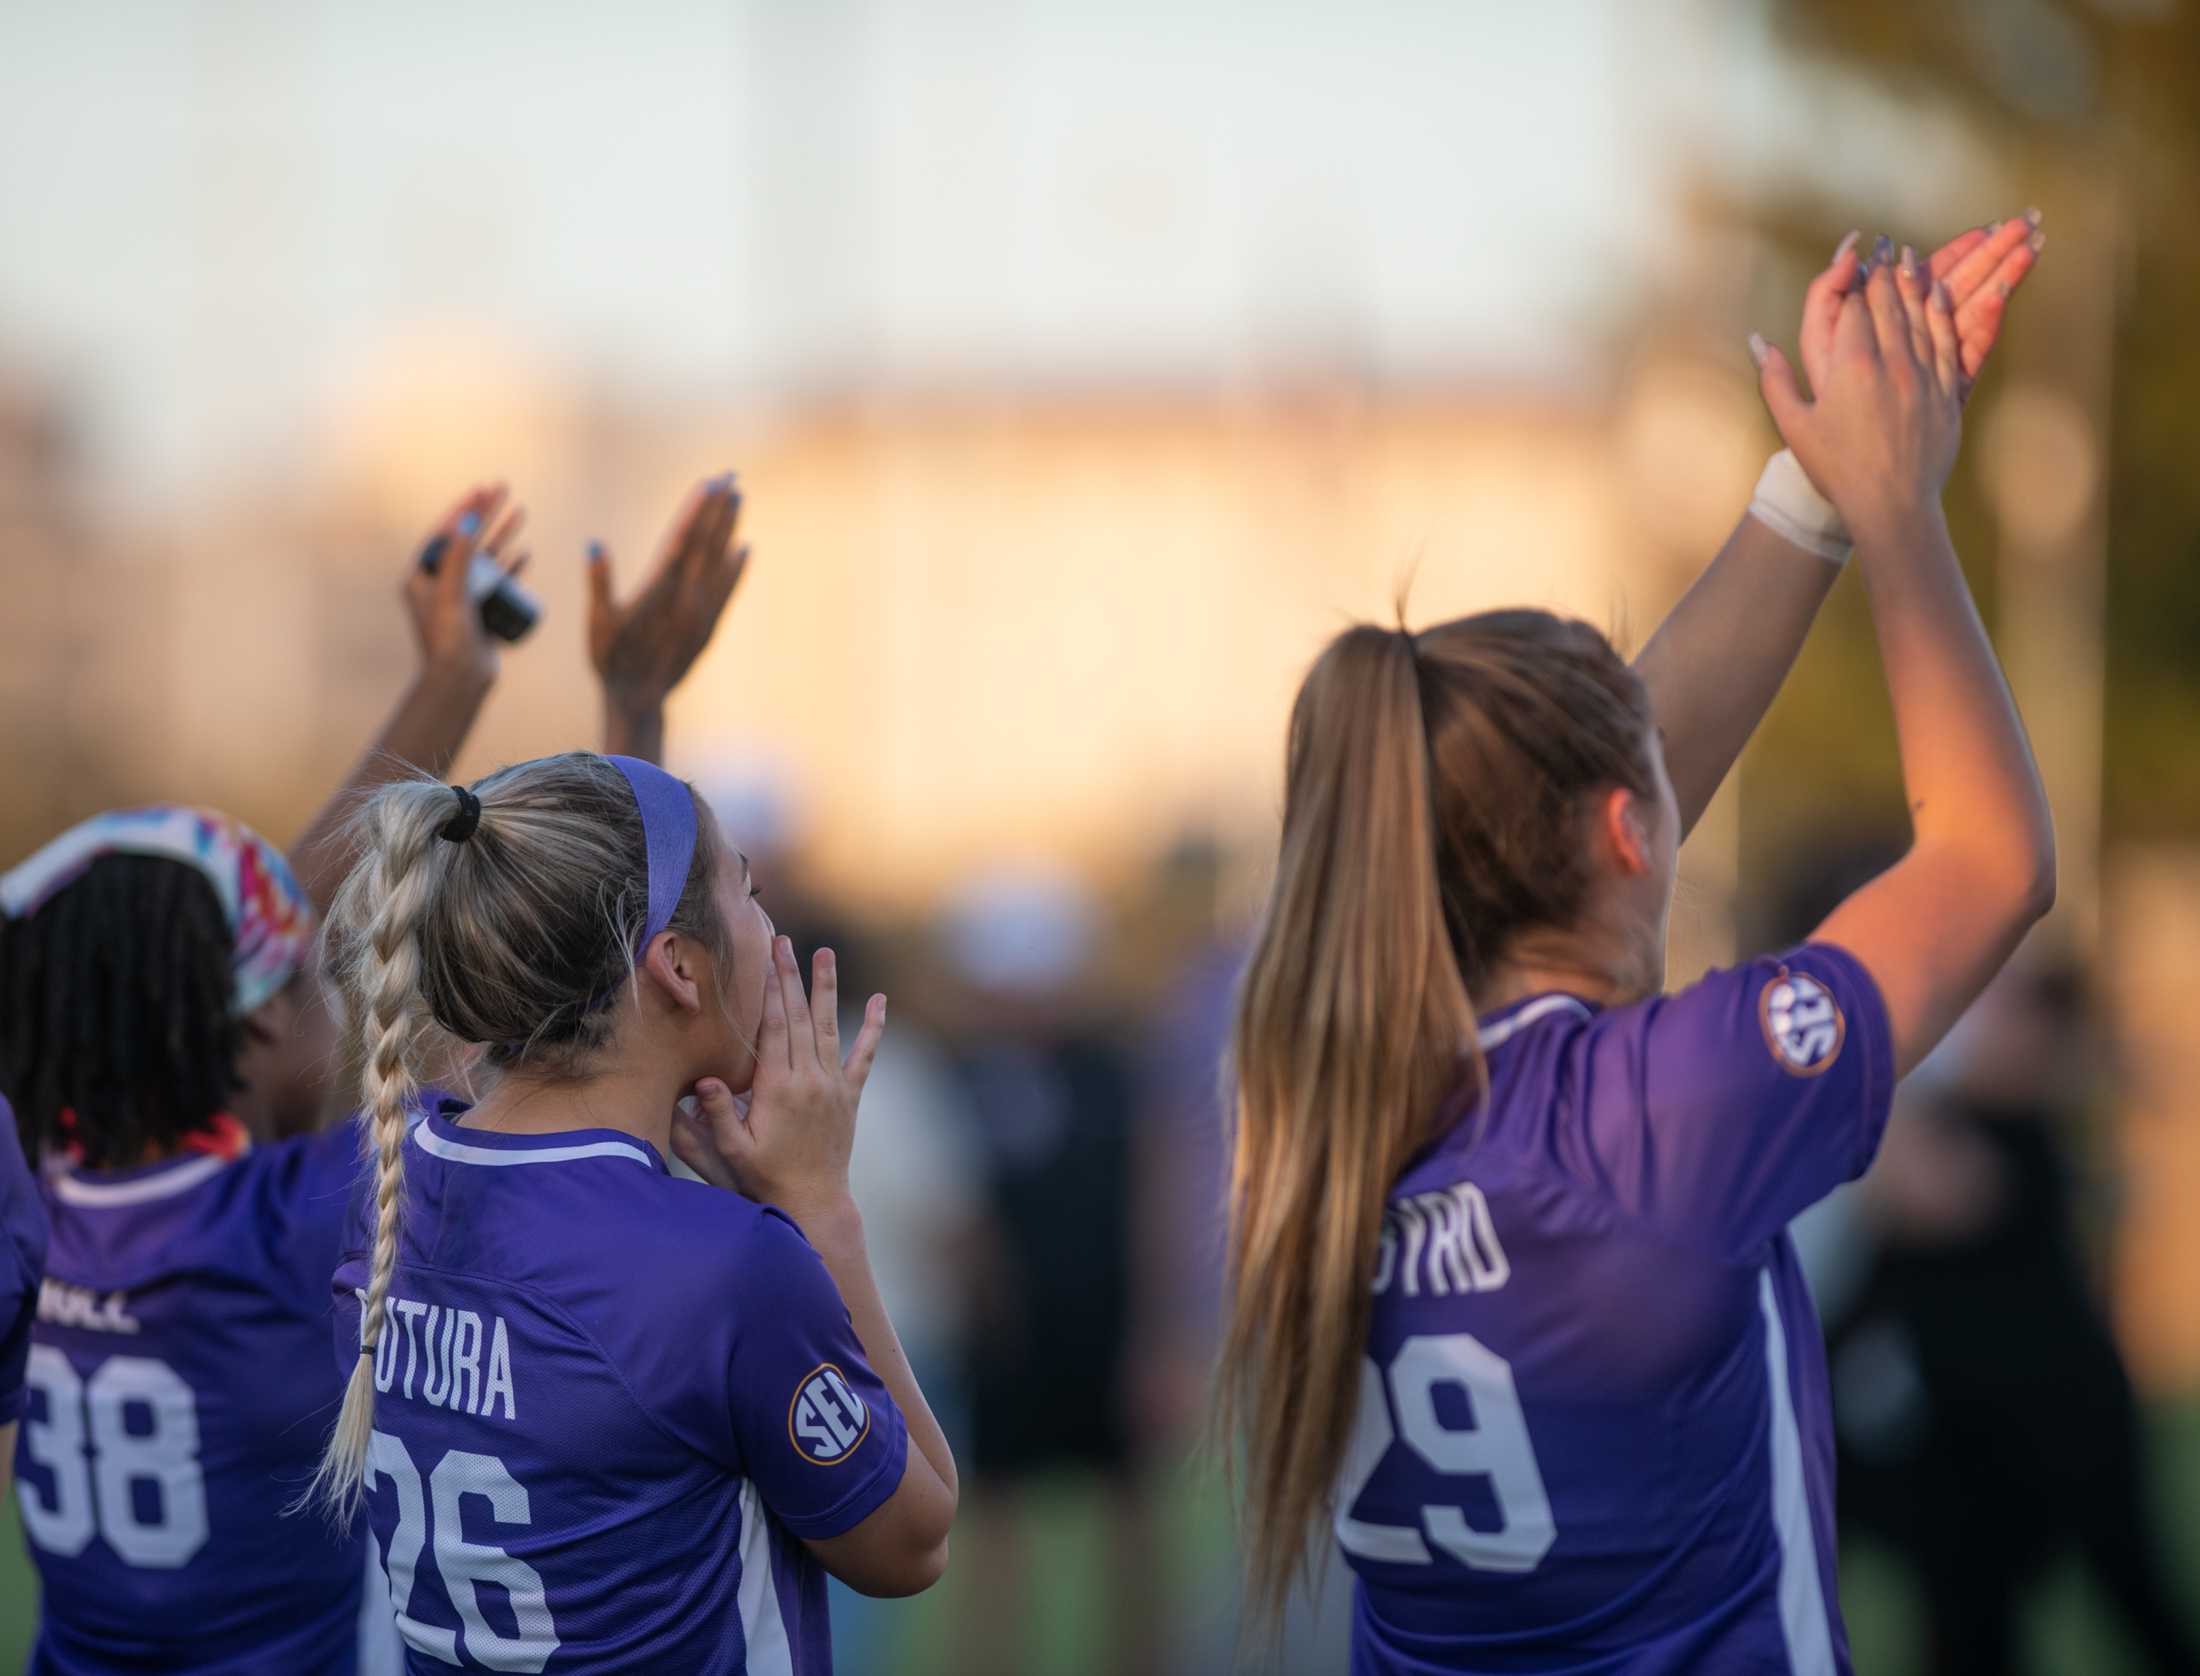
left=0, top=806, right=316, bottom=1017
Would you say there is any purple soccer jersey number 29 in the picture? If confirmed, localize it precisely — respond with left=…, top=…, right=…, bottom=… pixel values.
left=1340, top=946, right=1894, bottom=1676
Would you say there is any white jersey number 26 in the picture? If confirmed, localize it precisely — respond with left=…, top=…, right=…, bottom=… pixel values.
left=366, top=1430, right=561, bottom=1672
left=1335, top=1331, right=1556, bottom=1573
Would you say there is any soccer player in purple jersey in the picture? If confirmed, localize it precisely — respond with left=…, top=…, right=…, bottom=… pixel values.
left=0, top=1094, right=48, bottom=1499
left=0, top=476, right=740, bottom=1674
left=1218, top=219, right=2055, bottom=1675
left=309, top=557, right=957, bottom=1668
left=0, top=484, right=534, bottom=1676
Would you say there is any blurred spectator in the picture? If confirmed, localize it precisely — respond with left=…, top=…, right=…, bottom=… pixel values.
left=933, top=872, right=1154, bottom=1676
left=1775, top=845, right=2200, bottom=1674
left=1828, top=955, right=2200, bottom=1675
left=1122, top=833, right=1355, bottom=1675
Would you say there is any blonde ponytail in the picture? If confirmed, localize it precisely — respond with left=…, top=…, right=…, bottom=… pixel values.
left=307, top=781, right=452, bottom=1521
left=1220, top=626, right=1476, bottom=1630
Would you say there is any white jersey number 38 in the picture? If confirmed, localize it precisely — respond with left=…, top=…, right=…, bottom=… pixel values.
left=17, top=1345, right=209, bottom=1568
left=1335, top=1332, right=1557, bottom=1573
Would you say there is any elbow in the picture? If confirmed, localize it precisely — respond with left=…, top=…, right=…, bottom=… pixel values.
left=1983, top=840, right=2057, bottom=932
left=2013, top=814, right=2059, bottom=926
left=2020, top=852, right=2058, bottom=925
left=860, top=1535, right=951, bottom=1599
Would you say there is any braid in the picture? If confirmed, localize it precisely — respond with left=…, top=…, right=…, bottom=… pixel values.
left=0, top=856, right=240, bottom=1167
left=304, top=754, right=732, bottom=1518
left=308, top=783, right=447, bottom=1521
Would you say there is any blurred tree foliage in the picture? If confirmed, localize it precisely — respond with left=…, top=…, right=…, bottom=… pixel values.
left=1715, top=0, right=2200, bottom=868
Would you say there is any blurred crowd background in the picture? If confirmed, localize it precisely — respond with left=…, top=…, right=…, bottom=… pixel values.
left=5, top=1, right=2200, bottom=1671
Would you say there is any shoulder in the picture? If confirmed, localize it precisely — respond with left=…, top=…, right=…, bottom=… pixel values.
left=0, top=1098, right=43, bottom=1282
left=1569, top=943, right=1888, bottom=1103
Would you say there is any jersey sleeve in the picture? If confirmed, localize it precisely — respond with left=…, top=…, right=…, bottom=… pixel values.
left=1563, top=942, right=1896, bottom=1261
left=722, top=1208, right=910, bottom=1539
left=633, top=1200, right=911, bottom=1541
left=0, top=1106, right=50, bottom=1424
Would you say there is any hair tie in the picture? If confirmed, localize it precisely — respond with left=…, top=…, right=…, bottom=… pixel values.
left=438, top=785, right=483, bottom=844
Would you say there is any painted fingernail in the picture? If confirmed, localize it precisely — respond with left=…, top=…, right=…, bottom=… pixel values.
left=1833, top=229, right=1860, bottom=262
left=1899, top=243, right=1918, bottom=277
left=2029, top=229, right=2046, bottom=253
left=1986, top=220, right=2003, bottom=235
left=456, top=511, right=481, bottom=538
left=1872, top=234, right=1894, bottom=266
left=1933, top=280, right=1953, bottom=311
left=1747, top=332, right=1769, bottom=368
left=586, top=540, right=605, bottom=562
left=1998, top=280, right=2013, bottom=299
left=2025, top=206, right=2043, bottom=226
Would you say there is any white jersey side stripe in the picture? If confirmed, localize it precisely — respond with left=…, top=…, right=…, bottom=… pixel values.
left=1758, top=1268, right=1836, bottom=1676
left=53, top=1153, right=230, bottom=1206
left=412, top=1125, right=655, bottom=1172
left=357, top=1541, right=403, bottom=1676
left=736, top=1479, right=795, bottom=1676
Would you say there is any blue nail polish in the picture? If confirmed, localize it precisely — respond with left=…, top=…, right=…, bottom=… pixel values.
left=456, top=511, right=481, bottom=538
left=1871, top=234, right=1894, bottom=266
left=587, top=540, right=606, bottom=562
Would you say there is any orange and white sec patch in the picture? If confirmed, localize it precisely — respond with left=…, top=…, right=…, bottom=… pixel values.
left=1759, top=970, right=1845, bottom=1076
left=788, top=1363, right=871, bottom=1465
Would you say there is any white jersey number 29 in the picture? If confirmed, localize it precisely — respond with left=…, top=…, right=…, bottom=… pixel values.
left=1335, top=1331, right=1556, bottom=1573
left=366, top=1430, right=561, bottom=1672
left=17, top=1345, right=209, bottom=1568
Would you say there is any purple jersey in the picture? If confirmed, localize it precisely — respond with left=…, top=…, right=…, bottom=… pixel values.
left=331, top=1101, right=910, bottom=1675
left=15, top=1123, right=379, bottom=1676
left=1340, top=944, right=1894, bottom=1676
left=1, top=1097, right=49, bottom=1426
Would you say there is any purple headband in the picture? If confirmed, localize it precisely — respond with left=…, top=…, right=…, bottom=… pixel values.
left=606, top=755, right=699, bottom=956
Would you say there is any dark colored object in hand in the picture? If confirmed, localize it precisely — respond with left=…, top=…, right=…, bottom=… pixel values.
left=419, top=534, right=542, bottom=643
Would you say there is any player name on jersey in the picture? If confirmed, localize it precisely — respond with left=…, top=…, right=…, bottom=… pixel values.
left=37, top=1278, right=141, bottom=1334
left=365, top=1291, right=518, bottom=1422
left=1371, top=1180, right=1510, bottom=1299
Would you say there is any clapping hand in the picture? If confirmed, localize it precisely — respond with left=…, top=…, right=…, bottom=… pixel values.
left=588, top=474, right=748, bottom=760
left=1797, top=214, right=2042, bottom=406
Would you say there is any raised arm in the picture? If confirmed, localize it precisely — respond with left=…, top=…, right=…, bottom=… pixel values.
left=1637, top=216, right=2043, bottom=837
left=1756, top=253, right=2055, bottom=1079
left=290, top=483, right=528, bottom=912
left=588, top=474, right=748, bottom=764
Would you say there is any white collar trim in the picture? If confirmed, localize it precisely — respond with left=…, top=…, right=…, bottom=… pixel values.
left=1477, top=994, right=1593, bottom=1052
left=53, top=1152, right=231, bottom=1206
left=412, top=1122, right=656, bottom=1172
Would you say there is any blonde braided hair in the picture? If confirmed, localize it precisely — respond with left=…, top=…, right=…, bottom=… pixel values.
left=307, top=779, right=449, bottom=1520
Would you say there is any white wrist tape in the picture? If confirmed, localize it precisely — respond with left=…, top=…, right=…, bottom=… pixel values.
left=1748, top=449, right=1851, bottom=564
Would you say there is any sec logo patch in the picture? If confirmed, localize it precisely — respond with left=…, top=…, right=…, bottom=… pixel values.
left=788, top=1363, right=871, bottom=1465
left=1759, top=971, right=1845, bottom=1076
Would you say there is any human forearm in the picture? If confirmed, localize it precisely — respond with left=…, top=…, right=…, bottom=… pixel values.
left=1850, top=500, right=2053, bottom=894
left=1633, top=513, right=1842, bottom=838
left=784, top=1192, right=961, bottom=1508
left=290, top=663, right=495, bottom=913
left=600, top=692, right=666, bottom=765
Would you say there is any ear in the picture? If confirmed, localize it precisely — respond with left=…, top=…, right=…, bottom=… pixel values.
left=1599, top=786, right=1656, bottom=879
left=239, top=991, right=288, bottom=1048
left=639, top=930, right=707, bottom=1017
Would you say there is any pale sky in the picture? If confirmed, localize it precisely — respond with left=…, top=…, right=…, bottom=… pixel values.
left=0, top=0, right=1752, bottom=498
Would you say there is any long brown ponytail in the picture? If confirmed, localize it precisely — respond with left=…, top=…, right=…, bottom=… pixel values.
left=1219, top=609, right=1652, bottom=1627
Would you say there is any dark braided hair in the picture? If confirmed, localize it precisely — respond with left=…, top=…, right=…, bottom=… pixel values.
left=0, top=854, right=242, bottom=1168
